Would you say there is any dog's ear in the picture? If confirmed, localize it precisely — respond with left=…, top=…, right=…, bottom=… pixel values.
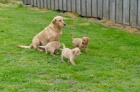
left=72, top=50, right=75, bottom=54
left=52, top=19, right=56, bottom=24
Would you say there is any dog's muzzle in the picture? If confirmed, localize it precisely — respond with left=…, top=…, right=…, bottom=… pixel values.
left=64, top=24, right=66, bottom=26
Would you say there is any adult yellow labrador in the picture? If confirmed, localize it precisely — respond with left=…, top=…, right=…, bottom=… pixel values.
left=18, top=16, right=66, bottom=51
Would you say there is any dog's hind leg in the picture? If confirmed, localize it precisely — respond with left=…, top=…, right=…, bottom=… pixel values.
left=32, top=38, right=42, bottom=51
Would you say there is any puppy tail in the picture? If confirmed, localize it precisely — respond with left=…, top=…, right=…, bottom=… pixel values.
left=39, top=46, right=46, bottom=49
left=61, top=43, right=66, bottom=49
left=17, top=44, right=33, bottom=49
left=71, top=34, right=74, bottom=41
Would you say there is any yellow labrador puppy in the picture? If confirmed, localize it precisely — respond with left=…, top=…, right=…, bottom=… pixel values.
left=71, top=34, right=90, bottom=53
left=18, top=16, right=66, bottom=51
left=39, top=41, right=61, bottom=55
left=61, top=44, right=81, bottom=65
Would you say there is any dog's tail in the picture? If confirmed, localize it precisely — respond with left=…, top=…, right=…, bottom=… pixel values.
left=61, top=43, right=66, bottom=49
left=18, top=44, right=33, bottom=49
left=71, top=34, right=74, bottom=41
left=39, top=46, right=46, bottom=49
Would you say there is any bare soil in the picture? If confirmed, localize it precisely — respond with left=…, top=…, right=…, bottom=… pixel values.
left=64, top=12, right=140, bottom=34
left=88, top=18, right=140, bottom=34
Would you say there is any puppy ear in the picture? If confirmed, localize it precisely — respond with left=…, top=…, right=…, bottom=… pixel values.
left=72, top=50, right=75, bottom=54
left=52, top=19, right=56, bottom=24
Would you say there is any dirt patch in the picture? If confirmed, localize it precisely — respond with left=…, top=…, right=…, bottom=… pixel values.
left=0, top=17, right=5, bottom=20
left=27, top=6, right=48, bottom=12
left=88, top=18, right=140, bottom=34
left=124, top=26, right=140, bottom=34
left=79, top=22, right=89, bottom=26
left=0, top=17, right=8, bottom=20
left=64, top=12, right=78, bottom=19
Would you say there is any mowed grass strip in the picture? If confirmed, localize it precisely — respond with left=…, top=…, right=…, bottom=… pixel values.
left=0, top=5, right=140, bottom=92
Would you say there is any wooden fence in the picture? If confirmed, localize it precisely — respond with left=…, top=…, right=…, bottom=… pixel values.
left=21, top=0, right=140, bottom=29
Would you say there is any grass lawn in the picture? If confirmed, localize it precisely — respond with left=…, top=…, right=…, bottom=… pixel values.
left=0, top=4, right=140, bottom=92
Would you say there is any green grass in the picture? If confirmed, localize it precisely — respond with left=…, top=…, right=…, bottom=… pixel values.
left=0, top=5, right=140, bottom=92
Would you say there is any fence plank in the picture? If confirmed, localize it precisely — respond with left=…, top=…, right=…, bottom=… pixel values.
left=28, top=0, right=31, bottom=5
left=51, top=0, right=55, bottom=9
left=87, top=0, right=92, bottom=17
left=40, top=0, right=44, bottom=8
left=123, top=0, right=130, bottom=25
left=81, top=0, right=86, bottom=16
left=33, top=0, right=37, bottom=6
left=31, top=0, right=34, bottom=5
left=130, top=0, right=138, bottom=27
left=37, top=0, right=41, bottom=8
left=103, top=0, right=109, bottom=19
left=116, top=0, right=123, bottom=24
left=23, top=0, right=27, bottom=5
left=110, top=0, right=116, bottom=22
left=44, top=0, right=47, bottom=8
left=137, top=0, right=140, bottom=29
left=76, top=0, right=81, bottom=15
left=98, top=0, right=103, bottom=18
left=72, top=0, right=76, bottom=13
left=47, top=0, right=51, bottom=9
left=67, top=0, right=71, bottom=12
left=59, top=0, right=63, bottom=10
left=92, top=0, right=97, bottom=17
left=63, top=0, right=67, bottom=11
left=54, top=0, right=58, bottom=10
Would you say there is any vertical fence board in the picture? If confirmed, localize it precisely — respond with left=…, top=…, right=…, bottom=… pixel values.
left=40, top=0, right=44, bottom=8
left=59, top=0, right=63, bottom=10
left=28, top=0, right=31, bottom=5
left=123, top=0, right=130, bottom=25
left=54, top=0, right=59, bottom=10
left=26, top=0, right=29, bottom=4
left=87, top=0, right=92, bottom=17
left=51, top=0, right=55, bottom=9
left=26, top=0, right=28, bottom=4
left=116, top=0, right=123, bottom=24
left=63, top=0, right=67, bottom=11
left=81, top=0, right=86, bottom=16
left=47, top=0, right=51, bottom=9
left=31, top=0, right=34, bottom=5
left=23, top=0, right=26, bottom=5
left=110, top=0, right=116, bottom=22
left=130, top=0, right=138, bottom=27
left=22, top=0, right=25, bottom=5
left=72, top=0, right=76, bottom=13
left=33, top=0, right=37, bottom=6
left=21, top=0, right=23, bottom=3
left=92, top=0, right=97, bottom=17
left=103, top=0, right=109, bottom=19
left=76, top=0, right=81, bottom=15
left=44, top=0, right=47, bottom=8
left=137, top=0, right=140, bottom=29
left=26, top=0, right=29, bottom=5
left=67, top=0, right=71, bottom=12
left=37, top=0, right=41, bottom=8
left=98, top=0, right=103, bottom=18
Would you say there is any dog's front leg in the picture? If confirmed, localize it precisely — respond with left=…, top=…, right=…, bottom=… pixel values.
left=61, top=55, right=65, bottom=62
left=70, top=58, right=76, bottom=65
left=86, top=47, right=88, bottom=53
